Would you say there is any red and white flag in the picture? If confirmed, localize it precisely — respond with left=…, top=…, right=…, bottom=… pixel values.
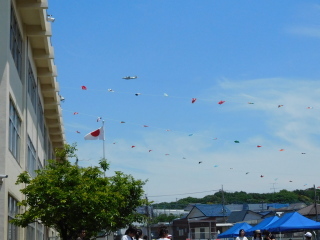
left=84, top=126, right=104, bottom=140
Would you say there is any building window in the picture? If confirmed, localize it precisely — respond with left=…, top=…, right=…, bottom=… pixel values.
left=27, top=62, right=37, bottom=111
left=27, top=223, right=36, bottom=240
left=27, top=136, right=36, bottom=178
left=200, top=228, right=205, bottom=239
left=9, top=100, right=21, bottom=161
left=37, top=96, right=44, bottom=136
left=8, top=195, right=19, bottom=240
left=10, top=7, right=22, bottom=76
left=37, top=223, right=44, bottom=240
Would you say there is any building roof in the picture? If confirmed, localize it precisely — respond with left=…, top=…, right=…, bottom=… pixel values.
left=227, top=210, right=262, bottom=223
left=298, top=204, right=320, bottom=216
left=187, top=204, right=231, bottom=218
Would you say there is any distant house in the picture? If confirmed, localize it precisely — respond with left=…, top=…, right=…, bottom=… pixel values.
left=172, top=204, right=231, bottom=240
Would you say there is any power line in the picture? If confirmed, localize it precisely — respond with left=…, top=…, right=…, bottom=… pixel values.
left=148, top=190, right=219, bottom=198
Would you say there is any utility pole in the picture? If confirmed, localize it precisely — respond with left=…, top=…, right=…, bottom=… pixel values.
left=314, top=185, right=318, bottom=222
left=270, top=183, right=278, bottom=202
left=145, top=195, right=152, bottom=239
left=221, top=185, right=226, bottom=223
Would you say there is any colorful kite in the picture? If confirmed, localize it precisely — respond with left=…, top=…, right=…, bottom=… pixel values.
left=131, top=146, right=135, bottom=148
left=279, top=149, right=285, bottom=151
left=74, top=112, right=79, bottom=115
left=81, top=86, right=87, bottom=90
left=218, top=100, right=225, bottom=105
left=191, top=98, right=197, bottom=103
left=257, top=145, right=262, bottom=148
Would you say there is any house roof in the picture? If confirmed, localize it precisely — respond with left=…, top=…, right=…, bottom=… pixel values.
left=227, top=210, right=262, bottom=223
left=298, top=204, right=320, bottom=216
left=267, top=203, right=290, bottom=210
left=187, top=204, right=231, bottom=218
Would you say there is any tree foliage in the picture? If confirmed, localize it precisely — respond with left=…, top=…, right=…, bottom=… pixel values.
left=12, top=144, right=147, bottom=240
left=152, top=188, right=317, bottom=210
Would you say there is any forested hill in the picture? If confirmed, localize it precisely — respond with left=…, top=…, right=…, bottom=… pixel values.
left=152, top=188, right=317, bottom=209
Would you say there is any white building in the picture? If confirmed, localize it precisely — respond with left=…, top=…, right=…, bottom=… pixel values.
left=0, top=0, right=64, bottom=239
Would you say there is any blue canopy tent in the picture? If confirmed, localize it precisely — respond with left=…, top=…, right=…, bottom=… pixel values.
left=246, top=216, right=280, bottom=236
left=266, top=212, right=320, bottom=233
left=218, top=222, right=253, bottom=238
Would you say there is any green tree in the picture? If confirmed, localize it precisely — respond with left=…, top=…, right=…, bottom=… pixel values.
left=11, top=144, right=147, bottom=240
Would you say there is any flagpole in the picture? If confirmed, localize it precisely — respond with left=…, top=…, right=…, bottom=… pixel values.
left=102, top=120, right=106, bottom=159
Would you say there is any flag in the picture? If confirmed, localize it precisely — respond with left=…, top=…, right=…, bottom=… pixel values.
left=84, top=126, right=104, bottom=140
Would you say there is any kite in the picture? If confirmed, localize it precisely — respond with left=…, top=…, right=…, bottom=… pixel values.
left=120, top=121, right=125, bottom=123
left=191, top=98, right=197, bottom=103
left=218, top=100, right=225, bottom=105
left=198, top=161, right=202, bottom=164
left=212, top=138, right=218, bottom=140
left=165, top=154, right=170, bottom=156
left=113, top=142, right=116, bottom=144
left=246, top=172, right=249, bottom=174
left=131, top=146, right=135, bottom=148
left=148, top=150, right=152, bottom=152
left=257, top=145, right=262, bottom=148
left=279, top=149, right=285, bottom=151
left=182, top=157, right=186, bottom=159
left=304, top=184, right=308, bottom=186
left=260, top=175, right=264, bottom=178
left=234, top=140, right=240, bottom=143
left=289, top=180, right=293, bottom=182
left=274, top=178, right=278, bottom=181
left=73, top=112, right=79, bottom=115
left=97, top=117, right=102, bottom=122
left=248, top=102, right=254, bottom=104
left=278, top=105, right=284, bottom=108
left=107, top=89, right=114, bottom=92
left=166, top=129, right=171, bottom=131
left=214, top=165, right=218, bottom=167
left=188, top=134, right=193, bottom=136
left=230, top=168, right=233, bottom=169
left=317, top=186, right=320, bottom=189
left=76, top=131, right=80, bottom=133
left=135, top=93, right=141, bottom=96
left=164, top=93, right=169, bottom=97
left=306, top=107, right=313, bottom=109
left=143, top=125, right=149, bottom=127
left=301, top=153, right=306, bottom=154
left=81, top=86, right=87, bottom=90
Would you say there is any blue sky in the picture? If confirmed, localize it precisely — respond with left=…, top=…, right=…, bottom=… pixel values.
left=49, top=1, right=320, bottom=203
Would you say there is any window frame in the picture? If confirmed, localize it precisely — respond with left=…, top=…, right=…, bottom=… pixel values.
left=9, top=99, right=21, bottom=162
